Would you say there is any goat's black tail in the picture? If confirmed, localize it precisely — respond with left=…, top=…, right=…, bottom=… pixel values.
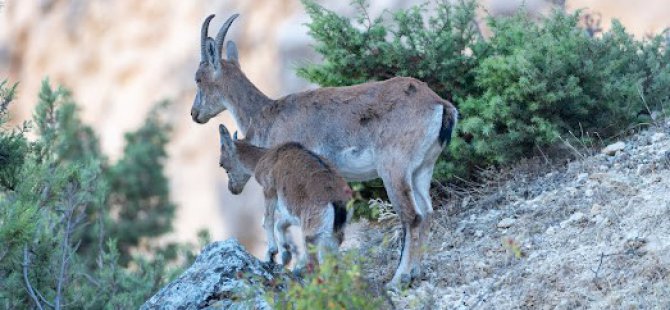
left=439, top=102, right=458, bottom=147
left=332, top=201, right=348, bottom=245
left=333, top=201, right=348, bottom=232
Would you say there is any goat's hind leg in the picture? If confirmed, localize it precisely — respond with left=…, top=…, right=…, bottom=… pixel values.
left=315, top=203, right=340, bottom=264
left=410, top=163, right=436, bottom=280
left=379, top=168, right=423, bottom=289
left=293, top=235, right=315, bottom=276
left=294, top=234, right=335, bottom=275
left=294, top=205, right=338, bottom=276
left=314, top=234, right=339, bottom=267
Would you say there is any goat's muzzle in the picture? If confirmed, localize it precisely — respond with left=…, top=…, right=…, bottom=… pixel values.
left=191, top=108, right=204, bottom=124
left=228, top=182, right=243, bottom=195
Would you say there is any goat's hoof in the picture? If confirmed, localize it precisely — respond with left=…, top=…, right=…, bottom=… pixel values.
left=400, top=273, right=412, bottom=286
left=384, top=281, right=405, bottom=293
left=410, top=266, right=423, bottom=280
left=264, top=247, right=278, bottom=263
left=384, top=282, right=399, bottom=293
left=385, top=273, right=412, bottom=292
left=292, top=267, right=305, bottom=278
left=262, top=260, right=276, bottom=270
left=281, top=251, right=292, bottom=266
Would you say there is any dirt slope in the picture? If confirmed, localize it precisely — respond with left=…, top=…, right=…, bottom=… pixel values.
left=346, top=122, right=670, bottom=309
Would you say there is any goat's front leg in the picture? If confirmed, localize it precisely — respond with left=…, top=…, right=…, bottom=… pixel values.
left=263, top=190, right=278, bottom=263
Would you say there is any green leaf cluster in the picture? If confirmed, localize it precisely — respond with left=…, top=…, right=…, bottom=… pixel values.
left=300, top=0, right=483, bottom=102
left=455, top=13, right=669, bottom=176
left=0, top=79, right=198, bottom=308
left=268, top=252, right=383, bottom=310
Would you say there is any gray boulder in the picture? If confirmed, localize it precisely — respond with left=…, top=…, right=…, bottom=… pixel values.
left=142, top=239, right=293, bottom=310
left=601, top=141, right=626, bottom=156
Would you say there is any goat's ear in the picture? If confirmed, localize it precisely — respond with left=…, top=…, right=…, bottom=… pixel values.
left=219, top=124, right=233, bottom=147
left=226, top=41, right=239, bottom=67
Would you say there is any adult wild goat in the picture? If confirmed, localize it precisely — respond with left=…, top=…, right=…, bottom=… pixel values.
left=218, top=124, right=352, bottom=270
left=192, top=14, right=458, bottom=287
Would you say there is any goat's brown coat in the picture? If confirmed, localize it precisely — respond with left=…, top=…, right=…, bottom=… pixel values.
left=234, top=141, right=352, bottom=210
left=219, top=125, right=351, bottom=267
left=195, top=15, right=458, bottom=287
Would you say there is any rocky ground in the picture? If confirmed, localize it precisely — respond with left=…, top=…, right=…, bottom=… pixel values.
left=146, top=121, right=670, bottom=309
left=142, top=239, right=296, bottom=309
left=346, top=122, right=670, bottom=309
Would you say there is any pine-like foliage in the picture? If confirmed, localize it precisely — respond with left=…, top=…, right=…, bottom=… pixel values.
left=455, top=14, right=670, bottom=177
left=0, top=79, right=196, bottom=308
left=106, top=101, right=176, bottom=264
left=0, top=81, right=26, bottom=190
left=300, top=0, right=484, bottom=102
left=300, top=0, right=670, bottom=187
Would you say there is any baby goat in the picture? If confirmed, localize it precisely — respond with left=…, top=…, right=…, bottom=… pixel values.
left=218, top=124, right=352, bottom=270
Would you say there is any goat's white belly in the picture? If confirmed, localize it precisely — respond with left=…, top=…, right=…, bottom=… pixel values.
left=333, top=147, right=378, bottom=182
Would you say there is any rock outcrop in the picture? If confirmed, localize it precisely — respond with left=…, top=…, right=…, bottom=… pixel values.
left=142, top=239, right=292, bottom=310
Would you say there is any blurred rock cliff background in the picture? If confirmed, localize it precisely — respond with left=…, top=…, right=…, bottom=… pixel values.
left=1, top=0, right=668, bottom=254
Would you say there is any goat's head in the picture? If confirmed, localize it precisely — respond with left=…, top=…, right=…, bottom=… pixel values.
left=191, top=14, right=241, bottom=124
left=218, top=124, right=251, bottom=195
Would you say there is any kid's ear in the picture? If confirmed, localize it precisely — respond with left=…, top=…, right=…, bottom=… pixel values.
left=218, top=124, right=229, bottom=136
left=226, top=41, right=239, bottom=67
left=219, top=124, right=235, bottom=149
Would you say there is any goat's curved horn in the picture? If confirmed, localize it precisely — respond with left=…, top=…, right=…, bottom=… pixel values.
left=215, top=14, right=240, bottom=60
left=201, top=14, right=215, bottom=61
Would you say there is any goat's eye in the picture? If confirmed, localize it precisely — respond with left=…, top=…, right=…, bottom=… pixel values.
left=196, top=77, right=202, bottom=83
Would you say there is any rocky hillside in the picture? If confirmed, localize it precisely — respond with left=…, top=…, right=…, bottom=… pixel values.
left=348, top=122, right=670, bottom=308
left=145, top=122, right=670, bottom=309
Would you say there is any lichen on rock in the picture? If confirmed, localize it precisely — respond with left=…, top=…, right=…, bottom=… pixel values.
left=142, top=239, right=293, bottom=310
